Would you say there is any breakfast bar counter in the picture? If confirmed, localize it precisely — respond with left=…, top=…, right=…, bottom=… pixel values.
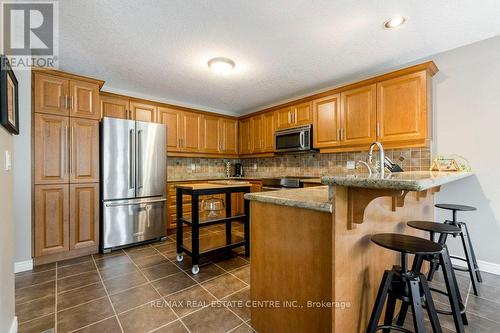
left=245, top=171, right=473, bottom=333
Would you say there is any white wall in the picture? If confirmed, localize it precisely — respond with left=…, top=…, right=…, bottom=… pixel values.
left=0, top=126, right=16, bottom=332
left=431, top=35, right=500, bottom=269
left=13, top=68, right=32, bottom=265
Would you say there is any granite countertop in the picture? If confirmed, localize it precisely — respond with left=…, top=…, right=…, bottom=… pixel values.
left=244, top=186, right=332, bottom=213
left=167, top=175, right=322, bottom=182
left=321, top=171, right=473, bottom=191
left=299, top=178, right=322, bottom=184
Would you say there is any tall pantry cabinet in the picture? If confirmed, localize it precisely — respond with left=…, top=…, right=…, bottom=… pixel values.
left=32, top=69, right=103, bottom=264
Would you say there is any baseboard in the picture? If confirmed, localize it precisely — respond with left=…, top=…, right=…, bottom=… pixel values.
left=9, top=316, right=17, bottom=333
left=451, top=257, right=500, bottom=276
left=14, top=259, right=33, bottom=273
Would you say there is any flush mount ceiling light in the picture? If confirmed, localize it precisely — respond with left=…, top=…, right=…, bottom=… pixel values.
left=383, top=16, right=406, bottom=29
left=208, top=57, right=235, bottom=74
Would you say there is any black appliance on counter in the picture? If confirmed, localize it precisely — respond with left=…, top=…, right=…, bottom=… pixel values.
left=234, top=163, right=244, bottom=177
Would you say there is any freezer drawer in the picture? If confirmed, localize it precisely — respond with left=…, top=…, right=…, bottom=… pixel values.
left=102, top=197, right=166, bottom=250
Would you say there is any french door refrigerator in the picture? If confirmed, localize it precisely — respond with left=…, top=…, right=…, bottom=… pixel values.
left=101, top=117, right=167, bottom=252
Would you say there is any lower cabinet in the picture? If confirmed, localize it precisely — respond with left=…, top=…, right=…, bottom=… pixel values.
left=34, top=183, right=99, bottom=260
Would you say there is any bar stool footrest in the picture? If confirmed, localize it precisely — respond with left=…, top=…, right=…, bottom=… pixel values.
left=428, top=287, right=467, bottom=314
left=375, top=325, right=413, bottom=333
left=452, top=266, right=470, bottom=272
left=450, top=255, right=468, bottom=262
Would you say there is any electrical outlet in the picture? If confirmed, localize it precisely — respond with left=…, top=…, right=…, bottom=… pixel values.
left=346, top=161, right=356, bottom=169
left=253, top=163, right=257, bottom=171
left=190, top=163, right=196, bottom=171
left=4, top=150, right=11, bottom=171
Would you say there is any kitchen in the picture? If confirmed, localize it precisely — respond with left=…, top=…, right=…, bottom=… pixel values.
left=2, top=1, right=500, bottom=333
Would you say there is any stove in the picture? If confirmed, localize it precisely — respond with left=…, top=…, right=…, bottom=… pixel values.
left=261, top=177, right=313, bottom=191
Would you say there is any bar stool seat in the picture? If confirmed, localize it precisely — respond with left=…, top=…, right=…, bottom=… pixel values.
left=407, top=221, right=461, bottom=235
left=371, top=233, right=443, bottom=254
left=435, top=204, right=476, bottom=212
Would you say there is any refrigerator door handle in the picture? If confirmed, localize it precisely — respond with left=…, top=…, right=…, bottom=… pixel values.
left=129, top=129, right=135, bottom=189
left=137, top=129, right=143, bottom=189
left=105, top=198, right=166, bottom=207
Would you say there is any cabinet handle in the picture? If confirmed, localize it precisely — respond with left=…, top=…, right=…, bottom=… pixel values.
left=288, top=112, right=291, bottom=124
left=292, top=111, right=295, bottom=124
left=70, top=126, right=74, bottom=174
left=376, top=122, right=380, bottom=137
left=63, top=96, right=67, bottom=109
left=63, top=126, right=68, bottom=175
left=341, top=128, right=344, bottom=141
left=336, top=128, right=340, bottom=141
left=70, top=96, right=74, bottom=110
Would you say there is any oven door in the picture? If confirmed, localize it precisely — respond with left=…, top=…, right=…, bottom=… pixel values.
left=275, top=126, right=311, bottom=152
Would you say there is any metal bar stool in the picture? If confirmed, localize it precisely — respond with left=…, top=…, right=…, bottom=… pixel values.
left=433, top=203, right=482, bottom=295
left=397, top=221, right=467, bottom=333
left=367, top=233, right=443, bottom=333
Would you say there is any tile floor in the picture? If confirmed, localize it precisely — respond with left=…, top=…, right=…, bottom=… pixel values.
left=15, top=222, right=500, bottom=333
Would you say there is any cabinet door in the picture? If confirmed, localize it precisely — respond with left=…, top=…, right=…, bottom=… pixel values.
left=70, top=183, right=99, bottom=250
left=312, top=94, right=341, bottom=148
left=238, top=118, right=252, bottom=154
left=34, top=73, right=69, bottom=116
left=221, top=118, right=238, bottom=154
left=158, top=107, right=182, bottom=152
left=70, top=118, right=99, bottom=183
left=262, top=112, right=276, bottom=152
left=293, top=102, right=312, bottom=126
left=181, top=111, right=202, bottom=151
left=377, top=71, right=428, bottom=143
left=34, top=113, right=70, bottom=184
left=275, top=107, right=292, bottom=130
left=34, top=184, right=69, bottom=257
left=341, top=84, right=376, bottom=146
left=131, top=101, right=158, bottom=122
left=69, top=80, right=100, bottom=120
left=101, top=94, right=130, bottom=119
left=201, top=115, right=222, bottom=153
left=251, top=116, right=263, bottom=153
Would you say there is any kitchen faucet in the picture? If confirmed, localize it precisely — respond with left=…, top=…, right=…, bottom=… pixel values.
left=355, top=160, right=372, bottom=176
left=368, top=141, right=385, bottom=177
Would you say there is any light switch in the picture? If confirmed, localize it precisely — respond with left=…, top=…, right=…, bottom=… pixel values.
left=253, top=163, right=257, bottom=171
left=346, top=161, right=356, bottom=169
left=190, top=163, right=196, bottom=171
left=4, top=150, right=11, bottom=171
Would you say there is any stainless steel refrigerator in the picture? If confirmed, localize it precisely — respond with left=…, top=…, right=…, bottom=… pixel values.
left=101, top=117, right=167, bottom=252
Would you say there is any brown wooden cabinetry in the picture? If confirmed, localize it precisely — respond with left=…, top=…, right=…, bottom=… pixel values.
left=181, top=111, right=202, bottom=152
left=312, top=94, right=341, bottom=148
left=239, top=118, right=252, bottom=154
left=340, top=84, right=376, bottom=146
left=33, top=69, right=101, bottom=264
left=131, top=101, right=158, bottom=123
left=201, top=115, right=222, bottom=153
left=101, top=94, right=131, bottom=119
left=275, top=102, right=312, bottom=130
left=158, top=106, right=182, bottom=151
left=221, top=118, right=238, bottom=154
left=251, top=116, right=263, bottom=153
left=262, top=112, right=275, bottom=152
left=376, top=71, right=428, bottom=144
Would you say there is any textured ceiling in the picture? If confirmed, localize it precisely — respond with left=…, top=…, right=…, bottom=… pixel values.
left=58, top=0, right=500, bottom=115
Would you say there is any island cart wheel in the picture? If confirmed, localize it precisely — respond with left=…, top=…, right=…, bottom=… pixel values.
left=176, top=254, right=184, bottom=262
left=192, top=265, right=200, bottom=275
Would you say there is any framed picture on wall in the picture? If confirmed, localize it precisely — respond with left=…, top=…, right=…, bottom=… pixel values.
left=0, top=55, right=19, bottom=135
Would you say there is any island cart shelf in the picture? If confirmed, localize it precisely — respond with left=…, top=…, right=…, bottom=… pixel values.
left=175, top=182, right=251, bottom=274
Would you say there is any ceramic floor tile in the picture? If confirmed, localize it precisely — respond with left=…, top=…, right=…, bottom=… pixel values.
left=57, top=282, right=107, bottom=311
left=141, top=261, right=182, bottom=281
left=186, top=264, right=225, bottom=283
left=57, top=271, right=101, bottom=293
left=103, top=270, right=148, bottom=295
left=16, top=295, right=55, bottom=324
left=222, top=287, right=250, bottom=321
left=152, top=320, right=189, bottom=333
left=133, top=253, right=169, bottom=268
left=98, top=261, right=139, bottom=281
left=57, top=297, right=115, bottom=333
left=16, top=280, right=55, bottom=304
left=201, top=273, right=247, bottom=299
left=152, top=272, right=197, bottom=296
left=118, top=302, right=177, bottom=333
left=57, top=261, right=96, bottom=279
left=164, top=285, right=217, bottom=317
left=94, top=253, right=132, bottom=270
left=72, top=316, right=122, bottom=333
left=213, top=256, right=249, bottom=272
left=57, top=255, right=92, bottom=267
left=15, top=269, right=56, bottom=290
left=17, top=313, right=55, bottom=333
left=181, top=304, right=243, bottom=333
left=126, top=247, right=158, bottom=260
left=110, top=283, right=162, bottom=314
left=231, top=266, right=250, bottom=285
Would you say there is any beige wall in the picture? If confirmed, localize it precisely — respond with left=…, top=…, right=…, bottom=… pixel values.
left=430, top=35, right=500, bottom=268
left=0, top=126, right=16, bottom=332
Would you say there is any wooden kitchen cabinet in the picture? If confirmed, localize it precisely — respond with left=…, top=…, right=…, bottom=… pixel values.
left=377, top=71, right=428, bottom=144
left=221, top=118, right=238, bottom=154
left=239, top=118, right=252, bottom=154
left=158, top=106, right=182, bottom=152
left=34, top=184, right=70, bottom=257
left=69, top=118, right=100, bottom=183
left=275, top=102, right=312, bottom=130
left=34, top=73, right=69, bottom=116
left=312, top=94, right=341, bottom=148
left=34, top=113, right=70, bottom=185
left=262, top=112, right=275, bottom=152
left=340, top=84, right=376, bottom=146
left=69, top=80, right=100, bottom=120
left=181, top=111, right=202, bottom=152
left=101, top=94, right=131, bottom=119
left=251, top=116, right=263, bottom=153
left=201, top=115, right=222, bottom=153
left=130, top=101, right=158, bottom=122
left=70, top=183, right=99, bottom=250
left=275, top=107, right=292, bottom=130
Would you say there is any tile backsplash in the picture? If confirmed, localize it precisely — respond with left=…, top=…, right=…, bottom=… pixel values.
left=167, top=147, right=431, bottom=180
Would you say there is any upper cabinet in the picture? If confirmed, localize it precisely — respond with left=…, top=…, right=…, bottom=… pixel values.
left=101, top=94, right=131, bottom=119
left=221, top=118, right=238, bottom=154
left=239, top=112, right=276, bottom=155
left=261, top=112, right=276, bottom=152
left=312, top=94, right=341, bottom=148
left=34, top=72, right=101, bottom=120
left=376, top=71, right=428, bottom=144
left=239, top=118, right=252, bottom=154
left=130, top=101, right=158, bottom=123
left=201, top=115, right=222, bottom=153
left=276, top=102, right=312, bottom=130
left=340, top=84, right=377, bottom=146
left=180, top=111, right=202, bottom=152
left=158, top=106, right=182, bottom=152
left=251, top=116, right=263, bottom=153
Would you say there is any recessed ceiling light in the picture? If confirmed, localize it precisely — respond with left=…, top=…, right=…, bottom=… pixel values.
left=208, top=57, right=235, bottom=74
left=383, top=16, right=406, bottom=29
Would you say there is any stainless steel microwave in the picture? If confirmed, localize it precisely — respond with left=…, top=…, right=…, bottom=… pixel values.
left=275, top=125, right=313, bottom=152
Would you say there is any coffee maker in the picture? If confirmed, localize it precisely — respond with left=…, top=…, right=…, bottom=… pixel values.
left=234, top=163, right=243, bottom=177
